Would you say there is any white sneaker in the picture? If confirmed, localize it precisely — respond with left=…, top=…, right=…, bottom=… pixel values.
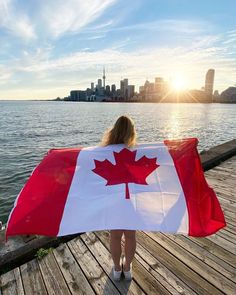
left=123, top=259, right=132, bottom=280
left=123, top=268, right=132, bottom=280
left=112, top=267, right=122, bottom=281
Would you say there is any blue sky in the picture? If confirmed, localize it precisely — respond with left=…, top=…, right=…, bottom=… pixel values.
left=0, top=0, right=236, bottom=99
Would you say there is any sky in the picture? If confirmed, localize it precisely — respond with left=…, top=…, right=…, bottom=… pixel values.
left=0, top=0, right=236, bottom=100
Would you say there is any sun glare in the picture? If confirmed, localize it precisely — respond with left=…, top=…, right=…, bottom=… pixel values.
left=172, top=76, right=187, bottom=91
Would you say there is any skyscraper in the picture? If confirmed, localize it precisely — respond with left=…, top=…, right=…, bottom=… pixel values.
left=119, top=78, right=129, bottom=98
left=103, top=67, right=106, bottom=88
left=111, top=84, right=116, bottom=93
left=128, top=85, right=135, bottom=99
left=124, top=79, right=128, bottom=99
left=205, top=69, right=215, bottom=97
left=105, top=85, right=110, bottom=94
left=97, top=79, right=102, bottom=89
left=120, top=80, right=125, bottom=96
left=123, top=78, right=128, bottom=88
left=155, top=77, right=164, bottom=97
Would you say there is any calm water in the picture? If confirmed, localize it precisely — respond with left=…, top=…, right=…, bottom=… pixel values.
left=0, top=100, right=235, bottom=223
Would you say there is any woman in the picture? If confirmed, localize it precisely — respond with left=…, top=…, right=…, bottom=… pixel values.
left=101, top=115, right=137, bottom=281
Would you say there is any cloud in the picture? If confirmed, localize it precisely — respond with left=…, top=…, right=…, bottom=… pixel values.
left=87, top=35, right=106, bottom=40
left=0, top=0, right=36, bottom=40
left=0, top=0, right=11, bottom=21
left=9, top=31, right=235, bottom=77
left=39, top=0, right=116, bottom=38
left=222, top=31, right=236, bottom=45
left=2, top=32, right=236, bottom=98
left=83, top=18, right=210, bottom=35
left=13, top=16, right=36, bottom=40
left=89, top=20, right=113, bottom=30
left=0, top=0, right=116, bottom=41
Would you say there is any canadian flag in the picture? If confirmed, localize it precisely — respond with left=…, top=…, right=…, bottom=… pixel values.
left=6, top=138, right=226, bottom=239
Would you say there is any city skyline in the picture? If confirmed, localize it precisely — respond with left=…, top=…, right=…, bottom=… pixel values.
left=0, top=0, right=236, bottom=100
left=66, top=68, right=221, bottom=103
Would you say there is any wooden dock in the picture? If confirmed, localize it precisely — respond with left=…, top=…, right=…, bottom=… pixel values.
left=0, top=156, right=236, bottom=295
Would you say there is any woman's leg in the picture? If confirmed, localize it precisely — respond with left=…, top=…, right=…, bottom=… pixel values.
left=123, top=230, right=136, bottom=271
left=110, top=230, right=123, bottom=271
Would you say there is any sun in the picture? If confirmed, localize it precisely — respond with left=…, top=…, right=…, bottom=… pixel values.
left=172, top=76, right=187, bottom=91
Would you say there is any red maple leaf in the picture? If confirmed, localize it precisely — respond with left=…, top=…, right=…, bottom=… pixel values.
left=92, top=148, right=159, bottom=199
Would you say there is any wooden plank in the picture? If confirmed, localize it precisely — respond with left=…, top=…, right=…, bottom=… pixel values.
left=206, top=234, right=236, bottom=255
left=223, top=209, right=236, bottom=221
left=216, top=189, right=236, bottom=201
left=53, top=243, right=95, bottom=295
left=222, top=219, right=235, bottom=231
left=217, top=196, right=236, bottom=213
left=214, top=191, right=236, bottom=203
left=68, top=237, right=120, bottom=295
left=209, top=167, right=236, bottom=177
left=137, top=231, right=224, bottom=295
left=164, top=234, right=236, bottom=283
left=129, top=256, right=171, bottom=295
left=208, top=172, right=236, bottom=181
left=206, top=178, right=236, bottom=190
left=148, top=232, right=236, bottom=294
left=38, top=252, right=71, bottom=295
left=223, top=225, right=236, bottom=236
left=134, top=249, right=180, bottom=295
left=13, top=268, right=24, bottom=295
left=80, top=232, right=146, bottom=295
left=121, top=232, right=198, bottom=295
left=0, top=268, right=24, bottom=295
left=224, top=218, right=236, bottom=229
left=214, top=185, right=236, bottom=197
left=96, top=231, right=180, bottom=295
left=205, top=170, right=236, bottom=182
left=224, top=215, right=236, bottom=228
left=212, top=166, right=236, bottom=176
left=209, top=187, right=235, bottom=200
left=217, top=230, right=236, bottom=245
left=214, top=188, right=236, bottom=200
left=222, top=216, right=236, bottom=228
left=216, top=190, right=236, bottom=204
left=206, top=173, right=236, bottom=188
left=190, top=236, right=236, bottom=268
left=206, top=180, right=235, bottom=197
left=20, top=259, right=47, bottom=295
left=209, top=163, right=236, bottom=170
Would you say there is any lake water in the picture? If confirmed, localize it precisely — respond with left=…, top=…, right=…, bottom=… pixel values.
left=0, top=100, right=235, bottom=223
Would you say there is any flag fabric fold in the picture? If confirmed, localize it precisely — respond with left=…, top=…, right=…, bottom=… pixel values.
left=6, top=138, right=226, bottom=239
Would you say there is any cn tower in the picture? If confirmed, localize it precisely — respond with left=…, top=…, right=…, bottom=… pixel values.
left=103, top=67, right=106, bottom=88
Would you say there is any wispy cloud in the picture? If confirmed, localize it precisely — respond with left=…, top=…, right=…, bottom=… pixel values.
left=83, top=19, right=210, bottom=35
left=0, top=0, right=117, bottom=40
left=39, top=0, right=116, bottom=38
left=0, top=0, right=36, bottom=40
left=87, top=35, right=106, bottom=40
left=222, top=30, right=236, bottom=45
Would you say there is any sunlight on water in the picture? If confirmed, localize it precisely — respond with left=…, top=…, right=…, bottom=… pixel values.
left=168, top=109, right=181, bottom=139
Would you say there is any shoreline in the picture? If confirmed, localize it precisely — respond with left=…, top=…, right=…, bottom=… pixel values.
left=1, top=99, right=236, bottom=103
left=0, top=138, right=236, bottom=275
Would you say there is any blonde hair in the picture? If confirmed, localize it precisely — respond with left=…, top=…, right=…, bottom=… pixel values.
left=101, top=115, right=137, bottom=147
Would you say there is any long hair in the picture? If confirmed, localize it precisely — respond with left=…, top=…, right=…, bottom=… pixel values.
left=101, top=116, right=137, bottom=147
